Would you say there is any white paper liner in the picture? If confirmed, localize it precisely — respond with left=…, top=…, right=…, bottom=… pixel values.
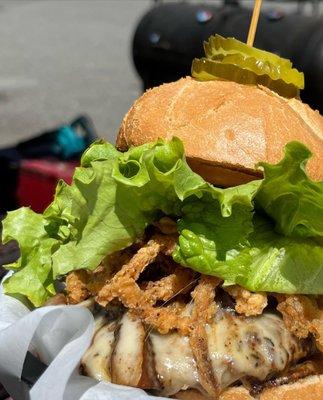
left=0, top=281, right=167, bottom=400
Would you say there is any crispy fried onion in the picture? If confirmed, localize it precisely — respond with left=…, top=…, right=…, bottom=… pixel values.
left=224, top=285, right=268, bottom=316
left=189, top=276, right=221, bottom=397
left=66, top=270, right=90, bottom=305
left=97, top=235, right=177, bottom=306
left=189, top=324, right=219, bottom=398
left=66, top=265, right=111, bottom=304
left=96, top=235, right=194, bottom=334
left=276, top=294, right=323, bottom=352
left=66, top=248, right=136, bottom=304
left=96, top=236, right=220, bottom=337
left=142, top=267, right=194, bottom=303
left=191, top=276, right=220, bottom=324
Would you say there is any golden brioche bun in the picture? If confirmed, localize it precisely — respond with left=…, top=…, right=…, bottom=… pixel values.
left=117, top=77, right=323, bottom=187
left=174, top=374, right=323, bottom=400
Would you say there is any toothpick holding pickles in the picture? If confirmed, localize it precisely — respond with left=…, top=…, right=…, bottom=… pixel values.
left=192, top=35, right=304, bottom=98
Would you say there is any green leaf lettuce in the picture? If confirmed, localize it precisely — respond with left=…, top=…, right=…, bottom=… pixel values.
left=256, top=141, right=323, bottom=238
left=1, top=138, right=322, bottom=306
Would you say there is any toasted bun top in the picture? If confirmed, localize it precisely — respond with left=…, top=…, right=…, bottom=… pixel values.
left=117, top=77, right=323, bottom=186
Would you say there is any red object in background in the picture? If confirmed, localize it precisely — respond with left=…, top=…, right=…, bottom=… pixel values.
left=17, top=159, right=78, bottom=213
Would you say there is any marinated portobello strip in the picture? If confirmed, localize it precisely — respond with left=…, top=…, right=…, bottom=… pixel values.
left=82, top=321, right=116, bottom=381
left=111, top=313, right=146, bottom=387
left=81, top=309, right=314, bottom=398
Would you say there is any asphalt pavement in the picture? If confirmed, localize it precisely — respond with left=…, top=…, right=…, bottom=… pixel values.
left=0, top=0, right=322, bottom=147
left=0, top=0, right=150, bottom=147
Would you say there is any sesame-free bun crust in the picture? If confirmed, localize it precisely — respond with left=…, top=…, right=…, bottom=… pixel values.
left=174, top=374, right=323, bottom=400
left=117, top=77, right=323, bottom=186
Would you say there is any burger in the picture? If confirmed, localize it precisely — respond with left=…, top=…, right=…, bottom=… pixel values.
left=1, top=36, right=322, bottom=399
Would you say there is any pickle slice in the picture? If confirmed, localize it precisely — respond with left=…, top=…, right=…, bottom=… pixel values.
left=220, top=53, right=303, bottom=88
left=204, top=35, right=292, bottom=69
left=192, top=58, right=300, bottom=99
left=195, top=34, right=304, bottom=98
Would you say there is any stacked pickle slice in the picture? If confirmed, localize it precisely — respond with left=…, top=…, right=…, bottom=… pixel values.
left=192, top=35, right=304, bottom=98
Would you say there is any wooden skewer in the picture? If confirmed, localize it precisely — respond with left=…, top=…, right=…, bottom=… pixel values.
left=247, top=0, right=263, bottom=47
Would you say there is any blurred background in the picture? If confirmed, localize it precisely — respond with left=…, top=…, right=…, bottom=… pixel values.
left=0, top=0, right=323, bottom=230
left=0, top=0, right=150, bottom=147
left=0, top=0, right=323, bottom=149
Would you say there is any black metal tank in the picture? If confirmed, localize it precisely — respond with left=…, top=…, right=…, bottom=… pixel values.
left=133, top=2, right=323, bottom=112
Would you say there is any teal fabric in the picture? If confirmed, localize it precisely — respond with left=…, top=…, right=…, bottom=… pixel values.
left=57, top=126, right=86, bottom=159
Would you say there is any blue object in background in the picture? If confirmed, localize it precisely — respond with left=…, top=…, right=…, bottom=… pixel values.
left=57, top=125, right=86, bottom=160
left=10, top=114, right=98, bottom=160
